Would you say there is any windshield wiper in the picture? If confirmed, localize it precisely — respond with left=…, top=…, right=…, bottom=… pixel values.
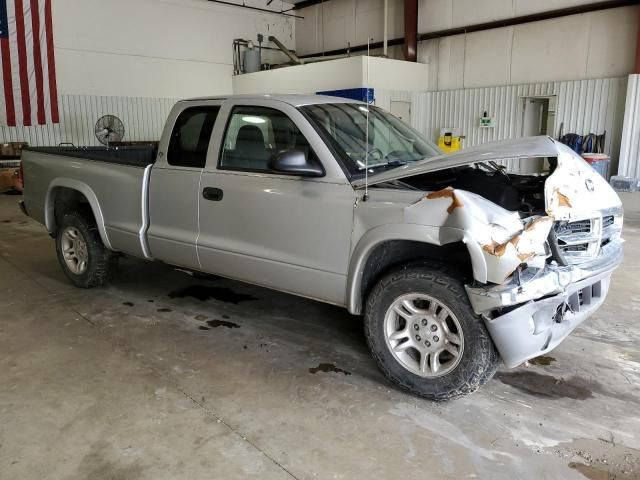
left=357, top=158, right=409, bottom=171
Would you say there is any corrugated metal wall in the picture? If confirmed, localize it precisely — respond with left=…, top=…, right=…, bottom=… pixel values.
left=0, top=95, right=177, bottom=147
left=618, top=74, right=640, bottom=179
left=409, top=77, right=628, bottom=173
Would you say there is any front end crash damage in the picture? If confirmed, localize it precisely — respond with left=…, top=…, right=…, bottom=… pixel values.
left=397, top=139, right=623, bottom=368
left=405, top=187, right=554, bottom=286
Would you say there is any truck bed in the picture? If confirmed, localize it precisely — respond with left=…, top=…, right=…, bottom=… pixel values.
left=21, top=147, right=152, bottom=258
left=26, top=146, right=157, bottom=168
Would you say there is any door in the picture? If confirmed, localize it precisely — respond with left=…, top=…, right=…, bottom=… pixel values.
left=197, top=104, right=355, bottom=306
left=147, top=104, right=220, bottom=269
left=390, top=101, right=411, bottom=124
left=522, top=98, right=546, bottom=137
left=520, top=97, right=551, bottom=173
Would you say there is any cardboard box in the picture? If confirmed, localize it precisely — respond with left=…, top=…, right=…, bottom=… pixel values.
left=0, top=168, right=21, bottom=193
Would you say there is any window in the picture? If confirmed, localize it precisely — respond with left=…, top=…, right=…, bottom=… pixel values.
left=220, top=106, right=316, bottom=172
left=168, top=106, right=220, bottom=168
left=300, top=103, right=440, bottom=179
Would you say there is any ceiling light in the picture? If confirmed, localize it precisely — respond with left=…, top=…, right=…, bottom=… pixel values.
left=242, top=116, right=266, bottom=124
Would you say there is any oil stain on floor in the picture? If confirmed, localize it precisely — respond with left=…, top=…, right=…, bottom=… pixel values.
left=529, top=355, right=556, bottom=366
left=169, top=285, right=257, bottom=304
left=206, top=319, right=240, bottom=329
left=309, top=363, right=352, bottom=376
left=495, top=371, right=593, bottom=400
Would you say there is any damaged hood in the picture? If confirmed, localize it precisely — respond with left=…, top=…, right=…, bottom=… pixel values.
left=352, top=136, right=562, bottom=188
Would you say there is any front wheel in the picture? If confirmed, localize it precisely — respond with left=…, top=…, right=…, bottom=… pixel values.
left=55, top=212, right=116, bottom=288
left=364, top=263, right=500, bottom=401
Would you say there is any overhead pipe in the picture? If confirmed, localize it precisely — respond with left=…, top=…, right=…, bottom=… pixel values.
left=299, top=0, right=640, bottom=59
left=205, top=0, right=304, bottom=19
left=403, top=0, right=418, bottom=62
left=291, top=0, right=329, bottom=9
left=268, top=35, right=304, bottom=65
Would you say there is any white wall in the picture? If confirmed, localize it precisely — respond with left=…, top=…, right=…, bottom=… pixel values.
left=429, top=6, right=638, bottom=90
left=295, top=1, right=639, bottom=91
left=54, top=0, right=295, bottom=98
left=296, top=0, right=404, bottom=56
left=232, top=56, right=429, bottom=94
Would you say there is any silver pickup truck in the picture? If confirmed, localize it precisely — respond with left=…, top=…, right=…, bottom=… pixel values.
left=20, top=94, right=623, bottom=400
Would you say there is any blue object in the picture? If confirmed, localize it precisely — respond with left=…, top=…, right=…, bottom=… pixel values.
left=586, top=159, right=610, bottom=179
left=0, top=0, right=9, bottom=39
left=316, top=88, right=375, bottom=103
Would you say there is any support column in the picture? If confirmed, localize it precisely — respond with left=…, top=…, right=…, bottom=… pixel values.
left=404, top=0, right=418, bottom=62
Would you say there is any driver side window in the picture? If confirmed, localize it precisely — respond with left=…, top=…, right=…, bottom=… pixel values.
left=219, top=106, right=315, bottom=172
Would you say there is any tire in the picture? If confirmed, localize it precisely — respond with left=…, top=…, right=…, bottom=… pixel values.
left=364, top=263, right=500, bottom=401
left=55, top=211, right=117, bottom=288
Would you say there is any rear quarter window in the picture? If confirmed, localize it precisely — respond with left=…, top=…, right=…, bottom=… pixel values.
left=168, top=106, right=220, bottom=168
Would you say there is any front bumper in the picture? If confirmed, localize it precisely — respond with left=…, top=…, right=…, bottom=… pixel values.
left=465, top=241, right=623, bottom=368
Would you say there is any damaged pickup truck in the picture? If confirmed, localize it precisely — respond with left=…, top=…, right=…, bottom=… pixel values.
left=19, top=95, right=623, bottom=400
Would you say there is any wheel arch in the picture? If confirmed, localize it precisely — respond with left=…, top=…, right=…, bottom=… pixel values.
left=45, top=179, right=113, bottom=250
left=346, top=224, right=483, bottom=315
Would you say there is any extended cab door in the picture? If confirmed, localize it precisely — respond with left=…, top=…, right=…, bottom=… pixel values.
left=197, top=100, right=355, bottom=306
left=146, top=101, right=221, bottom=269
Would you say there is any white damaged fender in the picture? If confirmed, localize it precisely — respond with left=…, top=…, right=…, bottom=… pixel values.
left=405, top=187, right=553, bottom=284
left=545, top=144, right=621, bottom=220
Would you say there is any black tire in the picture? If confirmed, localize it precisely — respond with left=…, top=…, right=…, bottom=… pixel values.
left=55, top=211, right=117, bottom=288
left=364, top=263, right=500, bottom=401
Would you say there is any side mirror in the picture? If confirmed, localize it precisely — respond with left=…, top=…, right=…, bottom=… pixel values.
left=268, top=149, right=324, bottom=177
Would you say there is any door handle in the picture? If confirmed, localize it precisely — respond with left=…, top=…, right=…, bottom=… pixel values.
left=202, top=187, right=223, bottom=201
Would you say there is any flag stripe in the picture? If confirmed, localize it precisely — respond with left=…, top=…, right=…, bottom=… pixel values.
left=29, top=0, right=44, bottom=124
left=38, top=0, right=49, bottom=124
left=1, top=38, right=16, bottom=125
left=44, top=0, right=57, bottom=122
left=8, top=0, right=23, bottom=127
left=13, top=0, right=31, bottom=126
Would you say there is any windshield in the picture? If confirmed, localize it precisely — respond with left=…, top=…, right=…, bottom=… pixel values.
left=300, top=103, right=441, bottom=179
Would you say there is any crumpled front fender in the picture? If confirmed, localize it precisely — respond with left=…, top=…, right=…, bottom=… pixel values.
left=405, top=188, right=553, bottom=284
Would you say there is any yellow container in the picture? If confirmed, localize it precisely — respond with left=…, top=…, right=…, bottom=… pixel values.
left=438, top=133, right=461, bottom=153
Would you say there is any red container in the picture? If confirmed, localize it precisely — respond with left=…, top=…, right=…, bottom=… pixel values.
left=582, top=153, right=610, bottom=179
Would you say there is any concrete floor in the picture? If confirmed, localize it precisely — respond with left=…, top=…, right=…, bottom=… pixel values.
left=1, top=193, right=639, bottom=480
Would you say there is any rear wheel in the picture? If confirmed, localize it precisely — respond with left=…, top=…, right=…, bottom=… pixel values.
left=55, top=212, right=116, bottom=288
left=364, top=263, right=500, bottom=401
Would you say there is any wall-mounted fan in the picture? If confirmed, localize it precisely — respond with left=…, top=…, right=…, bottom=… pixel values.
left=95, top=115, right=125, bottom=146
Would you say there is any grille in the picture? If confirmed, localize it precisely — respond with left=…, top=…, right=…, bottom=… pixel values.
left=561, top=244, right=588, bottom=252
left=556, top=219, right=591, bottom=235
left=552, top=211, right=621, bottom=265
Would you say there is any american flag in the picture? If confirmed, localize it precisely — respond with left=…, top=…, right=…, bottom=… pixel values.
left=0, top=0, right=58, bottom=126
